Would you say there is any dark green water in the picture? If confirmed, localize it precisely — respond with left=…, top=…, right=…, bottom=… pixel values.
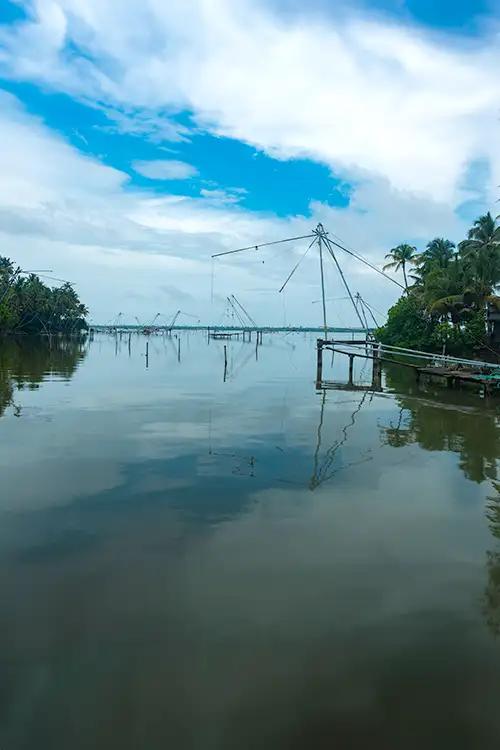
left=1, top=333, right=500, bottom=748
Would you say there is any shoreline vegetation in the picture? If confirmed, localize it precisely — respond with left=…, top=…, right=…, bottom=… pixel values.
left=0, top=257, right=88, bottom=335
left=376, top=212, right=500, bottom=356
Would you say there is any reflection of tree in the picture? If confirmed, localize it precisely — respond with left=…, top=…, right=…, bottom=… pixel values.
left=0, top=336, right=87, bottom=419
left=382, top=364, right=500, bottom=636
left=483, top=484, right=500, bottom=637
left=0, top=363, right=14, bottom=418
left=381, top=364, right=500, bottom=483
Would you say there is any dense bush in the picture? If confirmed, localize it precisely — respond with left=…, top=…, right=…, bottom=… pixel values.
left=376, top=296, right=435, bottom=350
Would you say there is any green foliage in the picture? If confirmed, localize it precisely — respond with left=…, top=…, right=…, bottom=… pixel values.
left=0, top=257, right=88, bottom=334
left=429, top=314, right=486, bottom=353
left=383, top=243, right=418, bottom=290
left=376, top=295, right=435, bottom=350
left=378, top=213, right=500, bottom=352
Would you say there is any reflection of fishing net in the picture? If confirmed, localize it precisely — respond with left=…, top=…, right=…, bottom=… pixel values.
left=310, top=389, right=374, bottom=490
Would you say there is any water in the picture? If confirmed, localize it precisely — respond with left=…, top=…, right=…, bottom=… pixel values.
left=1, top=332, right=500, bottom=748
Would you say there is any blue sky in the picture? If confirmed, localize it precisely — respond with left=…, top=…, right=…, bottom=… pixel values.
left=0, top=0, right=498, bottom=324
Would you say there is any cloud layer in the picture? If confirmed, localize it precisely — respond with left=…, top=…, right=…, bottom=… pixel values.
left=0, top=1, right=498, bottom=324
left=1, top=0, right=499, bottom=202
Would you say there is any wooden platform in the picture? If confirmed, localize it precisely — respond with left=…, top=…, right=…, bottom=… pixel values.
left=416, top=366, right=500, bottom=393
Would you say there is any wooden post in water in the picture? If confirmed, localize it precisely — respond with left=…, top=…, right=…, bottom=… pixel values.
left=145, top=341, right=149, bottom=368
left=372, top=342, right=381, bottom=389
left=177, top=337, right=181, bottom=363
left=128, top=332, right=131, bottom=356
left=224, top=345, right=228, bottom=381
left=316, top=339, right=324, bottom=389
left=348, top=354, right=354, bottom=385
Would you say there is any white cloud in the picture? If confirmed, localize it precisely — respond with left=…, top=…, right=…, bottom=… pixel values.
left=0, top=0, right=499, bottom=202
left=0, top=0, right=497, bottom=325
left=97, top=107, right=191, bottom=142
left=132, top=159, right=198, bottom=180
left=199, top=187, right=247, bottom=205
left=0, top=86, right=470, bottom=326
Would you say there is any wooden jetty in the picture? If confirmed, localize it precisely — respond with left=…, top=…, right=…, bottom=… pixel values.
left=316, top=338, right=500, bottom=397
left=415, top=366, right=500, bottom=394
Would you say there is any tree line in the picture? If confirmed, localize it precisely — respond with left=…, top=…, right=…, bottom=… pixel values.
left=377, top=211, right=500, bottom=352
left=0, top=257, right=88, bottom=334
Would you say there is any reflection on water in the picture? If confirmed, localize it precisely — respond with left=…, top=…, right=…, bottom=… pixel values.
left=0, top=336, right=87, bottom=418
left=484, top=484, right=500, bottom=638
left=2, top=333, right=500, bottom=748
left=382, top=364, right=500, bottom=483
left=310, top=388, right=374, bottom=489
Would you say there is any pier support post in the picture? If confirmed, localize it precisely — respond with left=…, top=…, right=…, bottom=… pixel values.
left=316, top=339, right=324, bottom=389
left=348, top=354, right=354, bottom=385
left=372, top=343, right=382, bottom=390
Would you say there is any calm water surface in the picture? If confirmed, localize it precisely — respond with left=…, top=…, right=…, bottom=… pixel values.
left=1, top=332, right=500, bottom=748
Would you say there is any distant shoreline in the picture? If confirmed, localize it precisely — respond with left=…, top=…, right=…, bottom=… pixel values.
left=89, top=325, right=373, bottom=334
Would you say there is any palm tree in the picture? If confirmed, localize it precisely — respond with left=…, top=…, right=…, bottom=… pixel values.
left=458, top=212, right=500, bottom=294
left=383, top=244, right=418, bottom=290
left=420, top=238, right=456, bottom=271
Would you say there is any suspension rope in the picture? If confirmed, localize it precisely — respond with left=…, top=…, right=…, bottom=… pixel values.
left=278, top=237, right=317, bottom=293
left=324, top=237, right=367, bottom=331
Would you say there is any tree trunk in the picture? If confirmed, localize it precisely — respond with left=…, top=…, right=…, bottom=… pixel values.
left=402, top=263, right=409, bottom=292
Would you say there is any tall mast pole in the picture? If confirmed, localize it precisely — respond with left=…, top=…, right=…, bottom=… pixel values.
left=317, top=224, right=328, bottom=340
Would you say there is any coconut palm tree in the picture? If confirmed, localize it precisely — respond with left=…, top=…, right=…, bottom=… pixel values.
left=419, top=238, right=456, bottom=271
left=383, top=244, right=418, bottom=290
left=458, top=212, right=500, bottom=294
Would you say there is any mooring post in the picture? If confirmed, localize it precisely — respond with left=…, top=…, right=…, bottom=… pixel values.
left=224, top=345, right=228, bottom=381
left=348, top=354, right=354, bottom=385
left=145, top=341, right=149, bottom=368
left=177, top=337, right=181, bottom=363
left=316, top=339, right=323, bottom=388
left=372, top=342, right=381, bottom=389
left=128, top=332, right=131, bottom=356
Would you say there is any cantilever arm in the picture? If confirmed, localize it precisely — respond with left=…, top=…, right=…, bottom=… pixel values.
left=211, top=233, right=315, bottom=259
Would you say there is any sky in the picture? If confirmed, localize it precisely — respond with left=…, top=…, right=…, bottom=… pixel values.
left=0, top=0, right=499, bottom=327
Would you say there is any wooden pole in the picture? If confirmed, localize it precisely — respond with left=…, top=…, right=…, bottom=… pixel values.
left=224, top=345, right=228, bottom=381
left=316, top=339, right=323, bottom=388
left=318, top=233, right=328, bottom=340
left=348, top=354, right=354, bottom=385
left=372, top=343, right=381, bottom=389
left=145, top=341, right=149, bottom=368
